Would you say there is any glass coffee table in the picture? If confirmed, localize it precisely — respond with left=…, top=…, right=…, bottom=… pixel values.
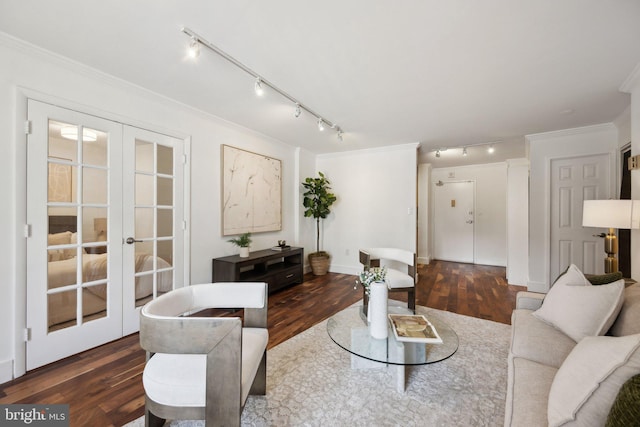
left=327, top=303, right=459, bottom=391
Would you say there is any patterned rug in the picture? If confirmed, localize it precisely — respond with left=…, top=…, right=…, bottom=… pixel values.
left=126, top=305, right=511, bottom=427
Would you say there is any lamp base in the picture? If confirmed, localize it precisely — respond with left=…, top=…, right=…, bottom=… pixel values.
left=604, top=229, right=619, bottom=274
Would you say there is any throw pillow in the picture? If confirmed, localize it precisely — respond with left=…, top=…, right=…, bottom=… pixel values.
left=585, top=271, right=624, bottom=285
left=605, top=374, right=640, bottom=427
left=533, top=276, right=624, bottom=342
left=548, top=334, right=640, bottom=427
left=609, top=284, right=640, bottom=337
left=552, top=264, right=591, bottom=287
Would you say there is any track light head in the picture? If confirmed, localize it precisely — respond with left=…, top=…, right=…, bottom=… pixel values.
left=462, top=147, right=468, bottom=156
left=294, top=103, right=301, bottom=118
left=317, top=118, right=325, bottom=131
left=188, top=36, right=200, bottom=59
left=435, top=150, right=441, bottom=158
left=254, top=77, right=264, bottom=96
left=337, top=128, right=343, bottom=141
left=488, top=144, right=495, bottom=154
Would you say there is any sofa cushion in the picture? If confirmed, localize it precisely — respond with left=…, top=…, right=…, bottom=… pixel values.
left=511, top=309, right=576, bottom=368
left=605, top=373, right=640, bottom=427
left=505, top=357, right=557, bottom=427
left=547, top=334, right=640, bottom=427
left=533, top=277, right=624, bottom=342
left=609, top=283, right=640, bottom=337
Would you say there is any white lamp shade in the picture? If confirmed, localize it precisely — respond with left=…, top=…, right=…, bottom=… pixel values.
left=582, top=200, right=640, bottom=229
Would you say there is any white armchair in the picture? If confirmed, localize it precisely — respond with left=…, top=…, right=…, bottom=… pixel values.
left=359, top=248, right=417, bottom=312
left=139, top=282, right=268, bottom=427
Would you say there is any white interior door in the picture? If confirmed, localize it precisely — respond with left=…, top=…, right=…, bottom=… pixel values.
left=550, top=155, right=611, bottom=282
left=26, top=100, right=124, bottom=369
left=122, top=126, right=184, bottom=335
left=26, top=101, right=186, bottom=369
left=433, top=181, right=475, bottom=263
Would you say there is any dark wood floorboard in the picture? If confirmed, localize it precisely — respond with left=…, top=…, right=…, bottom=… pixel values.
left=0, top=260, right=525, bottom=426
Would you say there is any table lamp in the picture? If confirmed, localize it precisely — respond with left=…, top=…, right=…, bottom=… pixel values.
left=582, top=200, right=640, bottom=273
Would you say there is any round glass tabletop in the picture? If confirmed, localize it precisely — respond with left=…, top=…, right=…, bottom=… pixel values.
left=326, top=304, right=459, bottom=366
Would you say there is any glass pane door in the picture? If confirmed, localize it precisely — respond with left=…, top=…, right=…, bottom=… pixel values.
left=26, top=100, right=123, bottom=370
left=122, top=126, right=184, bottom=335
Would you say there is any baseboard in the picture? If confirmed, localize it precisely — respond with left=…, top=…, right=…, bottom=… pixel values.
left=0, top=359, right=13, bottom=384
left=526, top=281, right=548, bottom=293
left=328, top=264, right=361, bottom=276
left=417, top=256, right=430, bottom=265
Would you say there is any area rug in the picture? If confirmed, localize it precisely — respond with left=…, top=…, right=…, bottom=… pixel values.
left=126, top=305, right=511, bottom=427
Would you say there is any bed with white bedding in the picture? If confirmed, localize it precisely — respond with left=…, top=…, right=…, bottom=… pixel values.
left=47, top=216, right=173, bottom=329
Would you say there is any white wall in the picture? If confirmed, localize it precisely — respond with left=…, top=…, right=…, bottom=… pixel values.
left=316, top=144, right=419, bottom=275
left=430, top=163, right=508, bottom=267
left=506, top=158, right=530, bottom=286
left=0, top=35, right=303, bottom=382
left=527, top=124, right=619, bottom=293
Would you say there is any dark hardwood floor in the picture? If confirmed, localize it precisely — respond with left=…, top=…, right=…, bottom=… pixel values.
left=0, top=260, right=526, bottom=426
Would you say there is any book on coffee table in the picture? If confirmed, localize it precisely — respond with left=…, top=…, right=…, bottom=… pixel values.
left=388, top=314, right=443, bottom=344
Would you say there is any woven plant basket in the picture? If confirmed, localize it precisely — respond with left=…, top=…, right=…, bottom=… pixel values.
left=309, top=252, right=330, bottom=276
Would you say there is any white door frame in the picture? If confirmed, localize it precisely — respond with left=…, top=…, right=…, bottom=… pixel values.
left=12, top=88, right=191, bottom=379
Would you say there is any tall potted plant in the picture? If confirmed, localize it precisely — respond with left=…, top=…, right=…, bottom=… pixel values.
left=302, top=172, right=337, bottom=275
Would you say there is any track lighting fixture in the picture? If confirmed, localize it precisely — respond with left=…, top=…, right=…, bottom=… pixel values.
left=254, top=77, right=264, bottom=97
left=187, top=36, right=200, bottom=59
left=431, top=141, right=501, bottom=159
left=181, top=27, right=344, bottom=141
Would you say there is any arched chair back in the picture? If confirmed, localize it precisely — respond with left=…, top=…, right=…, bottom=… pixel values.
left=359, top=248, right=416, bottom=312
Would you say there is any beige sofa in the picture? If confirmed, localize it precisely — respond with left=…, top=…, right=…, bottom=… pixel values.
left=505, top=274, right=640, bottom=427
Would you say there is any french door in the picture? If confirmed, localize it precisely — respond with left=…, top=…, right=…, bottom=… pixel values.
left=26, top=100, right=185, bottom=369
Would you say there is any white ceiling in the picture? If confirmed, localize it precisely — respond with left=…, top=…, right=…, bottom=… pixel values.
left=1, top=1, right=639, bottom=165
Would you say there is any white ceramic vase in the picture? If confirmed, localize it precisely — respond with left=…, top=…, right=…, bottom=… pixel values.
left=369, top=281, right=388, bottom=339
left=239, top=247, right=250, bottom=258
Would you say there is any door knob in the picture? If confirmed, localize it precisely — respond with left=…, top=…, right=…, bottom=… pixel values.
left=466, top=220, right=473, bottom=224
left=125, top=237, right=142, bottom=244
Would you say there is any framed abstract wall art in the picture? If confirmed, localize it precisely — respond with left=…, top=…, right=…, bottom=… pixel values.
left=221, top=145, right=282, bottom=235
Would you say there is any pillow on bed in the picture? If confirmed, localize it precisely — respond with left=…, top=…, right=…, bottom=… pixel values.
left=48, top=231, right=72, bottom=246
left=48, top=231, right=72, bottom=261
left=62, top=232, right=79, bottom=260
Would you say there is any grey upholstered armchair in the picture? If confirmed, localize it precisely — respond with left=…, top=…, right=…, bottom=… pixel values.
left=139, top=282, right=268, bottom=427
left=359, top=248, right=417, bottom=313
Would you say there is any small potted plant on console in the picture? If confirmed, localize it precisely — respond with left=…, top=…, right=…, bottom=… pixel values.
left=228, top=232, right=252, bottom=258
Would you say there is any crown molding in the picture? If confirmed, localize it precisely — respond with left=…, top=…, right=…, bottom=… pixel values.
left=316, top=142, right=420, bottom=160
left=620, top=62, right=640, bottom=93
left=526, top=123, right=616, bottom=142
